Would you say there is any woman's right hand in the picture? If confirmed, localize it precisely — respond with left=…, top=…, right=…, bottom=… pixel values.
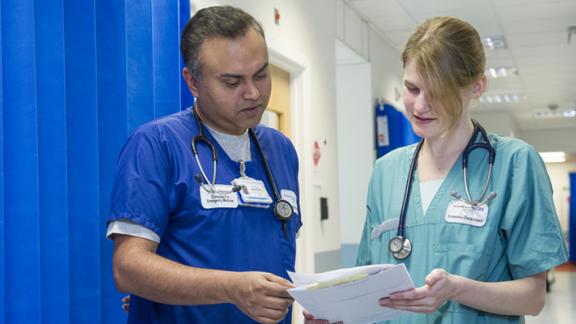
left=303, top=310, right=342, bottom=324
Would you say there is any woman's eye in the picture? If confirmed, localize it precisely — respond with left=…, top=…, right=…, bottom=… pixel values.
left=407, top=87, right=419, bottom=94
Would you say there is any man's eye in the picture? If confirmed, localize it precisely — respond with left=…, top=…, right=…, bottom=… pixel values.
left=225, top=81, right=240, bottom=88
left=255, top=73, right=267, bottom=80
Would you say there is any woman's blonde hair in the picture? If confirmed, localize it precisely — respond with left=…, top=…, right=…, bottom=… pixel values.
left=401, top=16, right=485, bottom=130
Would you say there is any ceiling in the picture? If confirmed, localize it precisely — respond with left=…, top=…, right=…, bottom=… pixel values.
left=344, top=0, right=576, bottom=132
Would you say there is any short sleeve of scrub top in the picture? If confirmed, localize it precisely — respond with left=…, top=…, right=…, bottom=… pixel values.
left=109, top=123, right=172, bottom=237
left=498, top=141, right=567, bottom=278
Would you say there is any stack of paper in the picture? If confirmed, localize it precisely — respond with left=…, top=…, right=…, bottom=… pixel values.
left=287, top=263, right=415, bottom=323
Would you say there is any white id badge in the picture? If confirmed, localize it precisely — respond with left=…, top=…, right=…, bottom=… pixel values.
left=233, top=177, right=273, bottom=205
left=445, top=200, right=488, bottom=227
left=281, top=189, right=299, bottom=214
left=200, top=185, right=239, bottom=209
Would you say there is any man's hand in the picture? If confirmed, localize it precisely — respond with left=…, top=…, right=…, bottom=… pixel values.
left=228, top=272, right=295, bottom=324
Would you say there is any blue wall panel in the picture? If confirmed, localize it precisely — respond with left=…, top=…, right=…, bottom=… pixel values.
left=152, top=0, right=182, bottom=117
left=64, top=0, right=101, bottom=322
left=95, top=1, right=128, bottom=321
left=0, top=0, right=5, bottom=319
left=1, top=1, right=189, bottom=322
left=3, top=0, right=42, bottom=322
left=126, top=1, right=155, bottom=132
left=35, top=1, right=70, bottom=323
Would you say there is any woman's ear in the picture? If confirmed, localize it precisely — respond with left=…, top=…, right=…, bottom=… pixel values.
left=472, top=75, right=487, bottom=99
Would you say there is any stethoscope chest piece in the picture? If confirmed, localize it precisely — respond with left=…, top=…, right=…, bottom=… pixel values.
left=274, top=199, right=294, bottom=221
left=389, top=236, right=412, bottom=260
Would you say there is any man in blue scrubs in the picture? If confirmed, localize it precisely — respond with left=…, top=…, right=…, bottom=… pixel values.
left=107, top=6, right=301, bottom=324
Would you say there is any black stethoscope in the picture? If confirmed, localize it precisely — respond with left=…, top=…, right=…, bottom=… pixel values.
left=388, top=120, right=496, bottom=260
left=190, top=108, right=294, bottom=231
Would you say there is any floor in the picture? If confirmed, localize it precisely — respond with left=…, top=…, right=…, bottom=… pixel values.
left=525, top=265, right=576, bottom=324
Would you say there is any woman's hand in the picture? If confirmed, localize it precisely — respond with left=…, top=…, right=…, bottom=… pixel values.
left=303, top=310, right=343, bottom=324
left=379, top=268, right=458, bottom=314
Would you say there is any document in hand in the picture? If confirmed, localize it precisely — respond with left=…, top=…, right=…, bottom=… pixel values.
left=287, top=263, right=415, bottom=324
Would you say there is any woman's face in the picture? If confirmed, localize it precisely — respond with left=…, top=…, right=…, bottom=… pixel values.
left=402, top=60, right=445, bottom=139
left=402, top=59, right=480, bottom=139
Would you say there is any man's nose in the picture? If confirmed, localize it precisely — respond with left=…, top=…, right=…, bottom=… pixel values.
left=243, top=81, right=260, bottom=100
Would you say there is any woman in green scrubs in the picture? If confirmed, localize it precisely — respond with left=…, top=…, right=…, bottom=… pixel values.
left=353, top=16, right=568, bottom=323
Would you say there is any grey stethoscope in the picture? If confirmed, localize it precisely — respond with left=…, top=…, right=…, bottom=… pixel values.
left=190, top=108, right=294, bottom=228
left=389, top=120, right=496, bottom=260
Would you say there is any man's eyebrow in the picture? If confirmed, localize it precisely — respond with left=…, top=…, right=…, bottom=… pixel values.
left=218, top=63, right=269, bottom=79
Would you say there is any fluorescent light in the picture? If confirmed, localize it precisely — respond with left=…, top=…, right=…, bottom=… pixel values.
left=563, top=109, right=576, bottom=118
left=484, top=66, right=518, bottom=79
left=479, top=94, right=523, bottom=104
left=481, top=35, right=507, bottom=50
left=539, top=152, right=566, bottom=163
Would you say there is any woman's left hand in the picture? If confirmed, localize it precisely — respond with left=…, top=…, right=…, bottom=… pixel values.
left=378, top=268, right=458, bottom=314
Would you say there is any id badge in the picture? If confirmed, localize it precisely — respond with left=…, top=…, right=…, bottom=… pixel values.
left=281, top=189, right=299, bottom=214
left=445, top=200, right=488, bottom=227
left=200, top=185, right=239, bottom=209
left=233, top=177, right=273, bottom=205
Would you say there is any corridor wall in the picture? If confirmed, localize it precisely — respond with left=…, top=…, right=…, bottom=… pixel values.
left=1, top=0, right=191, bottom=322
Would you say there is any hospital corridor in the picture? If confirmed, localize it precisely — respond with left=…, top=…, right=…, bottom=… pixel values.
left=1, top=0, right=576, bottom=323
left=526, top=265, right=576, bottom=324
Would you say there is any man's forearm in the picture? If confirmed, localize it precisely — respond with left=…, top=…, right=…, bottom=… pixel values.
left=113, top=235, right=238, bottom=305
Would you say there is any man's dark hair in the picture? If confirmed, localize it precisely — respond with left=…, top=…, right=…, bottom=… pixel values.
left=180, top=5, right=265, bottom=80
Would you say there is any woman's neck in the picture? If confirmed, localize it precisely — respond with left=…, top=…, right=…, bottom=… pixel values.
left=418, top=119, right=474, bottom=181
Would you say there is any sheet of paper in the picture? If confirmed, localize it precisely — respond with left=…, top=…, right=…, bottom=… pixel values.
left=288, top=263, right=415, bottom=324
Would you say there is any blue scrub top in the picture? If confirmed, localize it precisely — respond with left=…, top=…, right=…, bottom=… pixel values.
left=357, top=133, right=567, bottom=324
left=109, top=108, right=302, bottom=324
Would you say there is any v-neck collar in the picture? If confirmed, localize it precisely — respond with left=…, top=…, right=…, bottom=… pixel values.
left=405, top=145, right=464, bottom=224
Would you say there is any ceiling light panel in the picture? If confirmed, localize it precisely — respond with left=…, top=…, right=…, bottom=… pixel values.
left=485, top=66, right=518, bottom=78
left=481, top=35, right=507, bottom=50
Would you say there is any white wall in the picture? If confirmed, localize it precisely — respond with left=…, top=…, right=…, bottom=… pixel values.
left=336, top=62, right=373, bottom=245
left=519, top=128, right=576, bottom=153
left=367, top=29, right=404, bottom=109
left=335, top=1, right=404, bottom=249
left=470, top=111, right=518, bottom=137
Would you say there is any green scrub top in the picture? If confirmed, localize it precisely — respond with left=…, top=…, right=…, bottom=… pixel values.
left=356, top=133, right=567, bottom=324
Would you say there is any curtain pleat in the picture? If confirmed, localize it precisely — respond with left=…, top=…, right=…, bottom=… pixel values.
left=3, top=0, right=42, bottom=322
left=35, top=1, right=70, bottom=323
left=1, top=0, right=190, bottom=322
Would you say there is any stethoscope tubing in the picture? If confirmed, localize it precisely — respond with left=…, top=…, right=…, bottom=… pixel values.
left=191, top=107, right=293, bottom=223
left=391, top=120, right=495, bottom=260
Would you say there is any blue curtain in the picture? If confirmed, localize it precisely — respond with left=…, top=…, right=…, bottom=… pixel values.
left=375, top=102, right=419, bottom=158
left=1, top=0, right=191, bottom=322
left=570, top=173, right=576, bottom=263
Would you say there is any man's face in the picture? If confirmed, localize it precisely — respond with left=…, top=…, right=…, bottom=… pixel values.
left=183, top=28, right=271, bottom=135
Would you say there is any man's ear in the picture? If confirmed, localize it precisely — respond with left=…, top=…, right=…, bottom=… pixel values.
left=182, top=67, right=200, bottom=98
left=472, top=75, right=487, bottom=99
